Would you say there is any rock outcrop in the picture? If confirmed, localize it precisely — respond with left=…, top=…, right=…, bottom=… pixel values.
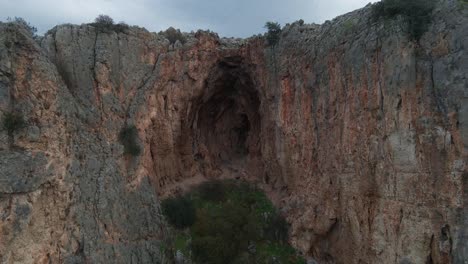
left=0, top=0, right=467, bottom=263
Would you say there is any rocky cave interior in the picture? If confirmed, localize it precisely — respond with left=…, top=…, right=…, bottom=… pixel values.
left=191, top=56, right=261, bottom=173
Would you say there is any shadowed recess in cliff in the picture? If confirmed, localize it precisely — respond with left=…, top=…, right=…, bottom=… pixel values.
left=191, top=56, right=261, bottom=169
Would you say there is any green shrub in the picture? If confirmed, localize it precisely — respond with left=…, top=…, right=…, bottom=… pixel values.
left=118, top=125, right=141, bottom=156
left=264, top=211, right=289, bottom=243
left=163, top=27, right=186, bottom=45
left=371, top=0, right=436, bottom=40
left=91, top=15, right=129, bottom=33
left=264, top=21, right=282, bottom=46
left=168, top=180, right=303, bottom=263
left=197, top=180, right=227, bottom=202
left=161, top=195, right=196, bottom=229
left=342, top=19, right=356, bottom=34
left=113, top=22, right=130, bottom=33
left=191, top=203, right=261, bottom=264
left=1, top=111, right=25, bottom=137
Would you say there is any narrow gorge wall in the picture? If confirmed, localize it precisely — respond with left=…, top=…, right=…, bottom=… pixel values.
left=0, top=0, right=467, bottom=263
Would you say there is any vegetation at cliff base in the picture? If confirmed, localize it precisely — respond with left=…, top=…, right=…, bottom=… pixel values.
left=264, top=22, right=282, bottom=46
left=372, top=0, right=436, bottom=40
left=118, top=125, right=141, bottom=156
left=161, top=195, right=196, bottom=229
left=161, top=180, right=305, bottom=264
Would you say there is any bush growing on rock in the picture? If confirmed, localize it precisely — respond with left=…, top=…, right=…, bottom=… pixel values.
left=92, top=15, right=129, bottom=33
left=161, top=195, right=196, bottom=229
left=7, top=17, right=37, bottom=37
left=162, top=27, right=186, bottom=45
left=371, top=0, right=436, bottom=40
left=118, top=125, right=141, bottom=156
left=264, top=21, right=282, bottom=46
left=94, top=14, right=114, bottom=26
left=1, top=111, right=26, bottom=137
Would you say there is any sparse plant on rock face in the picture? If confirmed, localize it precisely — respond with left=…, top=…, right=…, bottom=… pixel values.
left=118, top=125, right=141, bottom=156
left=2, top=111, right=26, bottom=147
left=371, top=0, right=436, bottom=40
left=162, top=27, right=186, bottom=45
left=342, top=19, right=356, bottom=34
left=264, top=21, right=282, bottom=46
left=7, top=17, right=37, bottom=37
left=2, top=111, right=25, bottom=137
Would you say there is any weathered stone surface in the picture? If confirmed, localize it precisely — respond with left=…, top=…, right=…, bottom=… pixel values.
left=0, top=151, right=52, bottom=193
left=0, top=22, right=170, bottom=263
left=0, top=0, right=466, bottom=263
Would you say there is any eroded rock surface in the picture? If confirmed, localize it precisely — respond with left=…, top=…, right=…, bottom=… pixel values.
left=0, top=0, right=467, bottom=263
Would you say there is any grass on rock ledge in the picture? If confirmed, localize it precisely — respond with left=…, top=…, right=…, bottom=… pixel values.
left=161, top=179, right=305, bottom=264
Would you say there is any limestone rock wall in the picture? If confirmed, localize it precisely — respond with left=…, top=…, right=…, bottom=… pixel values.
left=0, top=24, right=170, bottom=264
left=251, top=2, right=468, bottom=263
left=0, top=0, right=466, bottom=263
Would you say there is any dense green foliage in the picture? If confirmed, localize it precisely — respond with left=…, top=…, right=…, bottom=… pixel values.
left=162, top=180, right=305, bottom=263
left=161, top=195, right=196, bottom=229
left=264, top=211, right=289, bottom=243
left=118, top=125, right=141, bottom=156
left=162, top=27, right=187, bottom=45
left=372, top=0, right=436, bottom=40
left=91, top=14, right=129, bottom=33
left=196, top=180, right=227, bottom=202
left=264, top=22, right=282, bottom=46
left=1, top=111, right=25, bottom=137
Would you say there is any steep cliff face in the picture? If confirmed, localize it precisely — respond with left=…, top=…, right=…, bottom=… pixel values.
left=255, top=3, right=468, bottom=264
left=249, top=2, right=467, bottom=262
left=0, top=0, right=467, bottom=263
left=0, top=25, right=170, bottom=263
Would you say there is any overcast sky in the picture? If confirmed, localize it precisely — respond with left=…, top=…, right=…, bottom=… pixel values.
left=0, top=0, right=377, bottom=37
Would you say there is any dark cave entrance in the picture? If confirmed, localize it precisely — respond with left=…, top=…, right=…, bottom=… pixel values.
left=192, top=57, right=260, bottom=166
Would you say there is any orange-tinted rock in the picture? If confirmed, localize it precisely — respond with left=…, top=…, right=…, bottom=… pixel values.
left=0, top=1, right=467, bottom=263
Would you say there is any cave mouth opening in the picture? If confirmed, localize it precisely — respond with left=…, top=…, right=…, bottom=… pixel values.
left=192, top=57, right=260, bottom=168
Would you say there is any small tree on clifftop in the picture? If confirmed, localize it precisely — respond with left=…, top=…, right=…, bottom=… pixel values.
left=162, top=27, right=186, bottom=45
left=92, top=15, right=129, bottom=33
left=264, top=21, right=281, bottom=46
left=94, top=14, right=114, bottom=26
